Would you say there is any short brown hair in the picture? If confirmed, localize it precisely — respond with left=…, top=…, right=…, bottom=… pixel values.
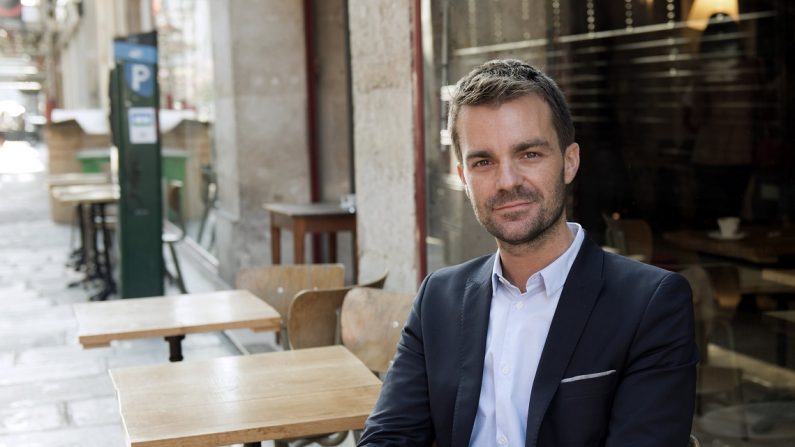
left=449, top=59, right=575, bottom=162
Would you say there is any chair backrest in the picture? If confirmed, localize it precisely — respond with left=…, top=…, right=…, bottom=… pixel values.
left=165, top=180, right=184, bottom=229
left=679, top=265, right=718, bottom=324
left=289, top=286, right=351, bottom=349
left=287, top=271, right=389, bottom=350
left=680, top=265, right=715, bottom=363
left=604, top=215, right=653, bottom=262
left=359, top=269, right=388, bottom=289
left=235, top=264, right=345, bottom=320
left=702, top=264, right=742, bottom=309
left=340, top=287, right=414, bottom=374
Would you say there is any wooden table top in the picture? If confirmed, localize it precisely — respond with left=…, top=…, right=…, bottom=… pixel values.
left=74, top=290, right=281, bottom=348
left=46, top=172, right=109, bottom=187
left=663, top=227, right=795, bottom=264
left=739, top=267, right=795, bottom=295
left=52, top=183, right=118, bottom=205
left=762, top=269, right=795, bottom=288
left=110, top=345, right=382, bottom=447
left=766, top=310, right=795, bottom=325
left=263, top=202, right=355, bottom=217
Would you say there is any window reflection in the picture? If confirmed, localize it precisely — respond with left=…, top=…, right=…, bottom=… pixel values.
left=426, top=1, right=795, bottom=444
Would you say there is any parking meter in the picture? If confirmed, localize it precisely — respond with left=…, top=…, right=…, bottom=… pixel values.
left=109, top=31, right=164, bottom=298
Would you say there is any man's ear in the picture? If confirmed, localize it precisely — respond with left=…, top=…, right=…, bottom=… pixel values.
left=563, top=142, right=580, bottom=185
left=457, top=163, right=469, bottom=197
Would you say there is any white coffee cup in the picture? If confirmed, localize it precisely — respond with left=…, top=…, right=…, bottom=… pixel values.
left=340, top=194, right=356, bottom=211
left=717, top=216, right=740, bottom=238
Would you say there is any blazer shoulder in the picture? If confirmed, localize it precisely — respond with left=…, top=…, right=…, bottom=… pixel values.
left=426, top=253, right=494, bottom=284
left=601, top=250, right=688, bottom=293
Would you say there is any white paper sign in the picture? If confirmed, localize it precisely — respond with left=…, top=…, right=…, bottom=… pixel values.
left=128, top=107, right=158, bottom=144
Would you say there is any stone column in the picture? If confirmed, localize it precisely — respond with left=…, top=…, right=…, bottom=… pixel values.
left=349, top=0, right=419, bottom=293
left=211, top=1, right=310, bottom=283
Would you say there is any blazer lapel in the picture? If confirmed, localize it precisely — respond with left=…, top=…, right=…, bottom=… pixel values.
left=450, top=255, right=494, bottom=447
left=524, top=238, right=605, bottom=447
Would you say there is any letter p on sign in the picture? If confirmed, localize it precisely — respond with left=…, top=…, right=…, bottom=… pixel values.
left=131, top=64, right=151, bottom=92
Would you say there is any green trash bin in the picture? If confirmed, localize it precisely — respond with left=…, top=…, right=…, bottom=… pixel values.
left=77, top=147, right=189, bottom=206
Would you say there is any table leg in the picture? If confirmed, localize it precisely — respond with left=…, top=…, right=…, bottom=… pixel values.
left=352, top=227, right=358, bottom=282
left=87, top=204, right=102, bottom=282
left=71, top=204, right=87, bottom=270
left=293, top=221, right=305, bottom=264
left=68, top=204, right=89, bottom=287
left=313, top=234, right=323, bottom=263
left=775, top=296, right=789, bottom=366
left=165, top=335, right=186, bottom=362
left=271, top=223, right=281, bottom=264
left=98, top=203, right=116, bottom=298
left=328, top=232, right=337, bottom=263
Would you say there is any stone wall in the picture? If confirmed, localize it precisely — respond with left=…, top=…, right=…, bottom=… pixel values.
left=211, top=0, right=310, bottom=283
left=349, top=0, right=419, bottom=293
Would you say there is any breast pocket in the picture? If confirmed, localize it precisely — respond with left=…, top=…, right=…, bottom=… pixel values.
left=556, top=370, right=617, bottom=400
left=543, top=372, right=618, bottom=445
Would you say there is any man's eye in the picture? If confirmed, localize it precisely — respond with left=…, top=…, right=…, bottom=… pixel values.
left=472, top=159, right=491, bottom=168
left=523, top=152, right=540, bottom=159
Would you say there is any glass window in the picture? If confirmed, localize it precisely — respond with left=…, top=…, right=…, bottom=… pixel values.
left=425, top=1, right=795, bottom=444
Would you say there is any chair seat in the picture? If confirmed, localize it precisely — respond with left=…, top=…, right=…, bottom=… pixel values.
left=162, top=232, right=182, bottom=243
left=698, top=364, right=742, bottom=395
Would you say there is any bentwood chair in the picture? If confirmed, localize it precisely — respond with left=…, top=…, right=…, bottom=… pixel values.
left=603, top=214, right=653, bottom=263
left=235, top=264, right=345, bottom=349
left=340, top=287, right=414, bottom=376
left=287, top=270, right=388, bottom=350
left=162, top=180, right=187, bottom=293
left=679, top=265, right=745, bottom=421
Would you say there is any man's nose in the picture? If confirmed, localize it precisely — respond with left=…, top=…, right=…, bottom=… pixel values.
left=495, top=161, right=522, bottom=190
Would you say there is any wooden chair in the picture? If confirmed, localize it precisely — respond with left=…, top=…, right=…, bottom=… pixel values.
left=162, top=180, right=187, bottom=293
left=703, top=264, right=742, bottom=310
left=340, top=287, right=414, bottom=375
left=679, top=265, right=745, bottom=419
left=235, top=264, right=345, bottom=349
left=603, top=214, right=653, bottom=263
left=287, top=271, right=388, bottom=350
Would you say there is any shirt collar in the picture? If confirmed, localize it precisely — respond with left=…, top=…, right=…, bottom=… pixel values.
left=491, top=222, right=585, bottom=296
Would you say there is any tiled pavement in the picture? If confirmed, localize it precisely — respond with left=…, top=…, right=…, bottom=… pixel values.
left=0, top=143, right=294, bottom=447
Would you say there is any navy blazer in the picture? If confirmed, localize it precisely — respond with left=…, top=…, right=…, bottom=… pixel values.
left=359, top=237, right=698, bottom=447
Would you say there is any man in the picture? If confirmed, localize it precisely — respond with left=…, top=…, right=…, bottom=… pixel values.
left=359, top=59, right=698, bottom=446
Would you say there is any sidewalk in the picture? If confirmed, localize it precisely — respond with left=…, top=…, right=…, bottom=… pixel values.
left=0, top=142, right=283, bottom=446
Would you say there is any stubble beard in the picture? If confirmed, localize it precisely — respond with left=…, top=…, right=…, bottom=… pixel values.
left=470, top=174, right=567, bottom=249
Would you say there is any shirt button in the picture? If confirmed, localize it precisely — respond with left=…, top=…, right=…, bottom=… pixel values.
left=501, top=365, right=511, bottom=375
left=498, top=435, right=508, bottom=445
left=514, top=301, right=524, bottom=310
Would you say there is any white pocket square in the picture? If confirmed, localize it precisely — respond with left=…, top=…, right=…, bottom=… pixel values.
left=561, top=369, right=616, bottom=383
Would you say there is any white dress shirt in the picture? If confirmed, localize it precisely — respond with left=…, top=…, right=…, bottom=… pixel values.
left=469, top=222, right=585, bottom=447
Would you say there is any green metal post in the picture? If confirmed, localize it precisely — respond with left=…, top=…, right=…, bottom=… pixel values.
left=111, top=32, right=164, bottom=298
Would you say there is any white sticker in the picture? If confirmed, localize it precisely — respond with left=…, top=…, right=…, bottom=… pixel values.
left=128, top=107, right=158, bottom=144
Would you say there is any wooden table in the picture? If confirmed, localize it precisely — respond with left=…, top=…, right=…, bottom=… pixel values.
left=74, top=290, right=281, bottom=361
left=54, top=184, right=120, bottom=300
left=763, top=269, right=795, bottom=288
left=663, top=227, right=795, bottom=264
left=698, top=402, right=795, bottom=441
left=764, top=310, right=795, bottom=367
left=739, top=267, right=795, bottom=296
left=110, top=345, right=382, bottom=447
left=46, top=172, right=109, bottom=187
left=52, top=183, right=119, bottom=204
left=264, top=202, right=357, bottom=279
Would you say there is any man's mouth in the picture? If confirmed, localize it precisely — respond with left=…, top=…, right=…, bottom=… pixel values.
left=493, top=200, right=531, bottom=212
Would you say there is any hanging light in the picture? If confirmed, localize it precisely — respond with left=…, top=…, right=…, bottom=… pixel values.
left=687, top=0, right=739, bottom=30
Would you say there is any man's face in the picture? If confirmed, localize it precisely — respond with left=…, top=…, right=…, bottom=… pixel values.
left=456, top=94, right=580, bottom=247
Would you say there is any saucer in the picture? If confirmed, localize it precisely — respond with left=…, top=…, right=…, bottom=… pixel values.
left=708, top=231, right=747, bottom=241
